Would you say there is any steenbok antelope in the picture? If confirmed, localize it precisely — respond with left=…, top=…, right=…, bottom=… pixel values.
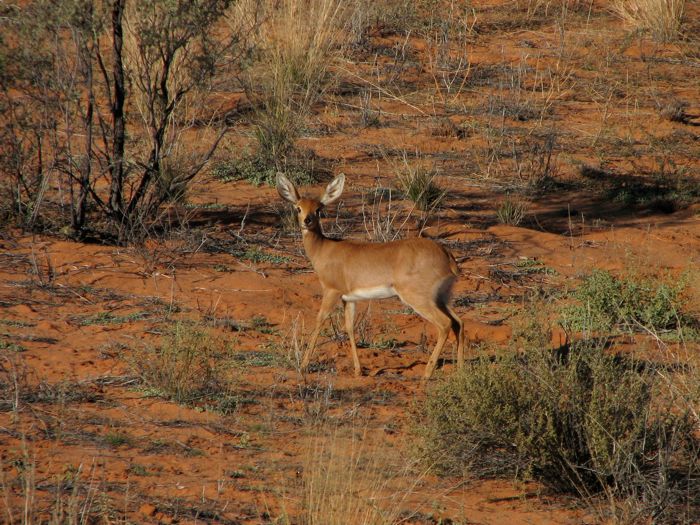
left=277, top=172, right=465, bottom=380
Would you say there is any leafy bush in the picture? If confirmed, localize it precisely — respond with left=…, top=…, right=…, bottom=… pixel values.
left=131, top=323, right=236, bottom=409
left=416, top=340, right=699, bottom=522
left=562, top=270, right=691, bottom=335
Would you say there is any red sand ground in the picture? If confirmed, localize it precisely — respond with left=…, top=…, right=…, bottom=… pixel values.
left=1, top=0, right=699, bottom=522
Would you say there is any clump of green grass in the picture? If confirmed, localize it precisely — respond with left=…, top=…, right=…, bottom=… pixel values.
left=359, top=337, right=401, bottom=350
left=416, top=331, right=699, bottom=522
left=231, top=350, right=284, bottom=367
left=76, top=311, right=149, bottom=326
left=103, top=432, right=134, bottom=448
left=515, top=257, right=556, bottom=275
left=183, top=202, right=228, bottom=211
left=395, top=159, right=446, bottom=212
left=496, top=196, right=527, bottom=225
left=0, top=319, right=35, bottom=328
left=236, top=246, right=290, bottom=265
left=561, top=269, right=693, bottom=335
left=249, top=315, right=277, bottom=334
left=0, top=339, right=26, bottom=353
left=130, top=323, right=236, bottom=408
left=212, top=155, right=317, bottom=187
left=128, top=464, right=148, bottom=476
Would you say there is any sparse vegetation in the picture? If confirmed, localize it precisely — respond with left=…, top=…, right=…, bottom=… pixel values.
left=103, top=431, right=134, bottom=448
left=1, top=0, right=699, bottom=522
left=1, top=453, right=116, bottom=524
left=130, top=322, right=236, bottom=407
left=496, top=196, right=527, bottom=225
left=241, top=0, right=353, bottom=184
left=212, top=155, right=318, bottom=187
left=0, top=339, right=25, bottom=353
left=612, top=0, right=686, bottom=41
left=236, top=246, right=291, bottom=265
left=561, top=269, right=693, bottom=335
left=75, top=311, right=149, bottom=327
left=300, top=426, right=419, bottom=525
left=417, top=327, right=699, bottom=523
left=361, top=187, right=411, bottom=242
left=394, top=154, right=446, bottom=212
left=660, top=99, right=690, bottom=123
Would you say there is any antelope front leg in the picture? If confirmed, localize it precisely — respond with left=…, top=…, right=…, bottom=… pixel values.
left=301, top=289, right=341, bottom=371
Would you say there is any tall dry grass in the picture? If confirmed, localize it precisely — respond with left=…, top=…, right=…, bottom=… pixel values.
left=1, top=447, right=107, bottom=525
left=612, top=0, right=685, bottom=41
left=243, top=0, right=353, bottom=177
left=300, top=429, right=422, bottom=525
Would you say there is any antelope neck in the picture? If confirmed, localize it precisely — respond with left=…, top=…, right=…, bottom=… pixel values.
left=302, top=227, right=328, bottom=263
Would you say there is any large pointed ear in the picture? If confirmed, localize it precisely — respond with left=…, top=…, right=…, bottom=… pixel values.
left=320, top=173, right=345, bottom=205
left=276, top=172, right=300, bottom=204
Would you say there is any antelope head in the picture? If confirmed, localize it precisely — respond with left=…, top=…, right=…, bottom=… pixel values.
left=276, top=173, right=345, bottom=233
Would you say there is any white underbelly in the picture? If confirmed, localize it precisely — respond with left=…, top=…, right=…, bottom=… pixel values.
left=342, top=285, right=397, bottom=302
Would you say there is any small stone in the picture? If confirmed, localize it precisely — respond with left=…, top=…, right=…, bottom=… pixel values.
left=156, top=513, right=174, bottom=524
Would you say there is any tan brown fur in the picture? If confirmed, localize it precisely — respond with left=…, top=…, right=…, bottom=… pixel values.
left=277, top=173, right=465, bottom=381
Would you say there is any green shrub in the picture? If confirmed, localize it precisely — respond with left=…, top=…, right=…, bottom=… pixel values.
left=131, top=323, right=235, bottom=407
left=416, top=340, right=699, bottom=521
left=562, top=270, right=691, bottom=335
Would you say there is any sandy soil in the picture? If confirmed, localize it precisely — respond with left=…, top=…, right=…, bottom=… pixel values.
left=1, top=0, right=699, bottom=523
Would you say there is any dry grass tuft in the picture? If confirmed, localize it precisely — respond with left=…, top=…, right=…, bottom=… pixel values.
left=496, top=196, right=527, bottom=226
left=612, top=0, right=685, bottom=41
left=393, top=152, right=446, bottom=213
left=243, top=0, right=354, bottom=181
left=131, top=322, right=237, bottom=410
left=300, top=428, right=421, bottom=525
